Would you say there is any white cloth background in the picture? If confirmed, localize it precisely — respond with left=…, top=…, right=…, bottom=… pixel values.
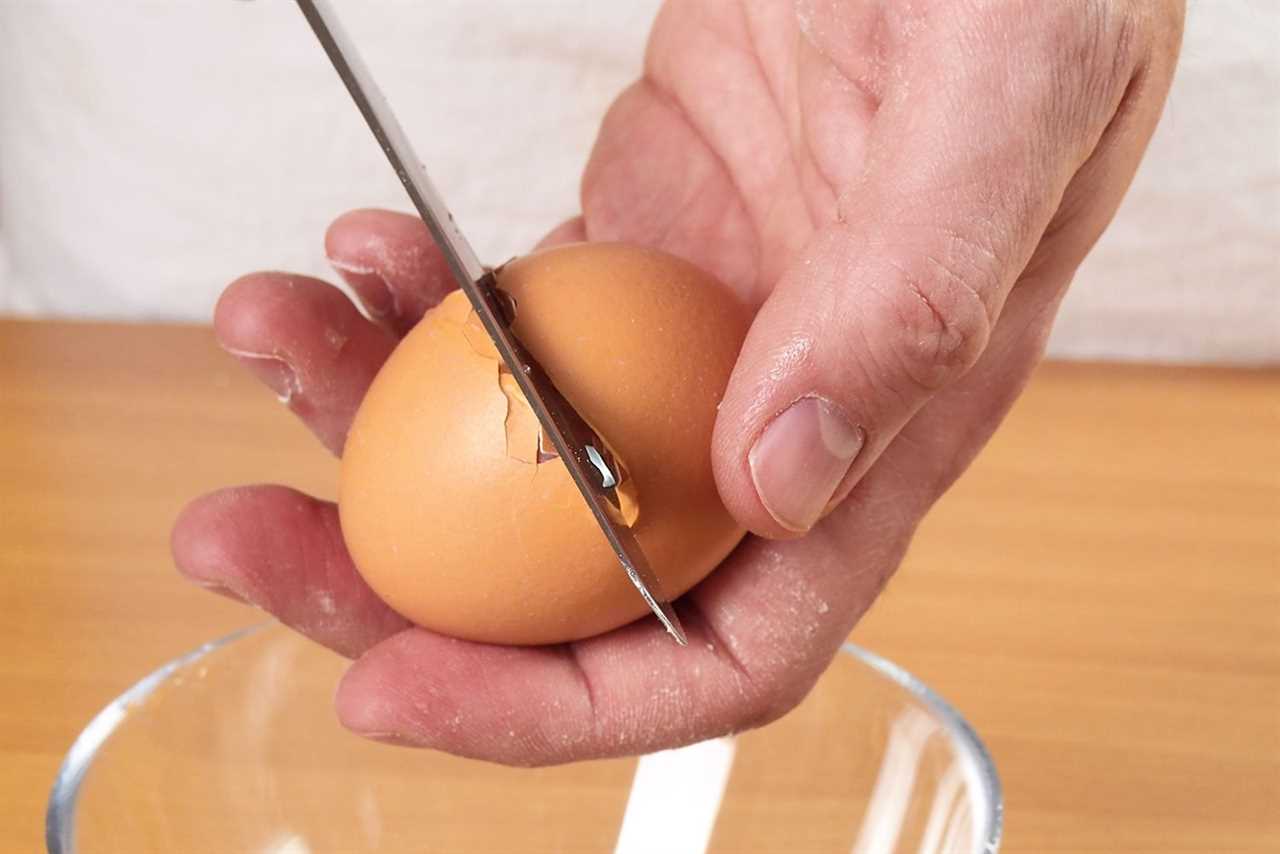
left=0, top=0, right=1276, bottom=363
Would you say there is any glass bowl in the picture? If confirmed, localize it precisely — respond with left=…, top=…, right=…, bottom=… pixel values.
left=47, top=622, right=1001, bottom=853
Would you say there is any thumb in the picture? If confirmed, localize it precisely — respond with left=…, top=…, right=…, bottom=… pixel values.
left=712, top=4, right=1160, bottom=537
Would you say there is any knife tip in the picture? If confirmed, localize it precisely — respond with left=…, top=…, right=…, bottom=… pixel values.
left=657, top=602, right=688, bottom=646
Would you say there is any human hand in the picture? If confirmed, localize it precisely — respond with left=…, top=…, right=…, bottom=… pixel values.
left=173, top=0, right=1183, bottom=764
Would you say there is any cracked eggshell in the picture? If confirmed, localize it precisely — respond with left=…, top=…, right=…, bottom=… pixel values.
left=339, top=242, right=750, bottom=645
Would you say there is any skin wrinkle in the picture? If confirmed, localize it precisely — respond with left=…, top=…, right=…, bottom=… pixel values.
left=647, top=5, right=812, bottom=285
left=794, top=0, right=891, bottom=108
left=794, top=53, right=843, bottom=226
left=665, top=8, right=786, bottom=198
left=562, top=643, right=599, bottom=729
left=634, top=75, right=765, bottom=295
left=896, top=264, right=976, bottom=388
left=651, top=159, right=739, bottom=266
left=738, top=0, right=791, bottom=109
left=779, top=17, right=837, bottom=227
left=859, top=187, right=1030, bottom=312
left=790, top=16, right=882, bottom=215
left=582, top=86, right=758, bottom=297
left=919, top=249, right=998, bottom=327
left=681, top=595, right=755, bottom=690
left=717, top=614, right=836, bottom=723
left=737, top=2, right=820, bottom=241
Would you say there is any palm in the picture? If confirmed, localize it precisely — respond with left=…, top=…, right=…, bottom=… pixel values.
left=176, top=0, right=1067, bottom=763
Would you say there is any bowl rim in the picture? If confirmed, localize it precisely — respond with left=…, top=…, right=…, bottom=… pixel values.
left=841, top=643, right=1003, bottom=852
left=46, top=622, right=1002, bottom=853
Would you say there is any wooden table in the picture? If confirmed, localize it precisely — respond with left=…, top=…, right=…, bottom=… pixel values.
left=2, top=319, right=1277, bottom=852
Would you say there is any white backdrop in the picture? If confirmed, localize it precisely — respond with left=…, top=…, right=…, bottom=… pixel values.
left=1, top=0, right=1276, bottom=363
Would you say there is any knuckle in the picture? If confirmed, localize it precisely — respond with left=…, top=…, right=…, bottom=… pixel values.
left=874, top=256, right=992, bottom=395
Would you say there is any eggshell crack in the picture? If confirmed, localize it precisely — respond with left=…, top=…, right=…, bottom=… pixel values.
left=442, top=294, right=639, bottom=524
left=453, top=302, right=546, bottom=467
left=498, top=366, right=541, bottom=464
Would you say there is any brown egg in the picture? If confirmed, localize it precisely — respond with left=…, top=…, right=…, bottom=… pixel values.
left=339, top=242, right=749, bottom=645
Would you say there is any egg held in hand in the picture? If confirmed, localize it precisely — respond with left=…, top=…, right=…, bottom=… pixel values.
left=339, top=242, right=751, bottom=645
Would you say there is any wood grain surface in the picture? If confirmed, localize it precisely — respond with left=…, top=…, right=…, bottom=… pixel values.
left=1, top=318, right=1276, bottom=852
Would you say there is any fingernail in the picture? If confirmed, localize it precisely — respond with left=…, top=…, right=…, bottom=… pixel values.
left=204, top=585, right=250, bottom=605
left=328, top=254, right=394, bottom=320
left=359, top=731, right=419, bottom=748
left=221, top=346, right=299, bottom=404
left=191, top=578, right=252, bottom=605
left=748, top=396, right=864, bottom=533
